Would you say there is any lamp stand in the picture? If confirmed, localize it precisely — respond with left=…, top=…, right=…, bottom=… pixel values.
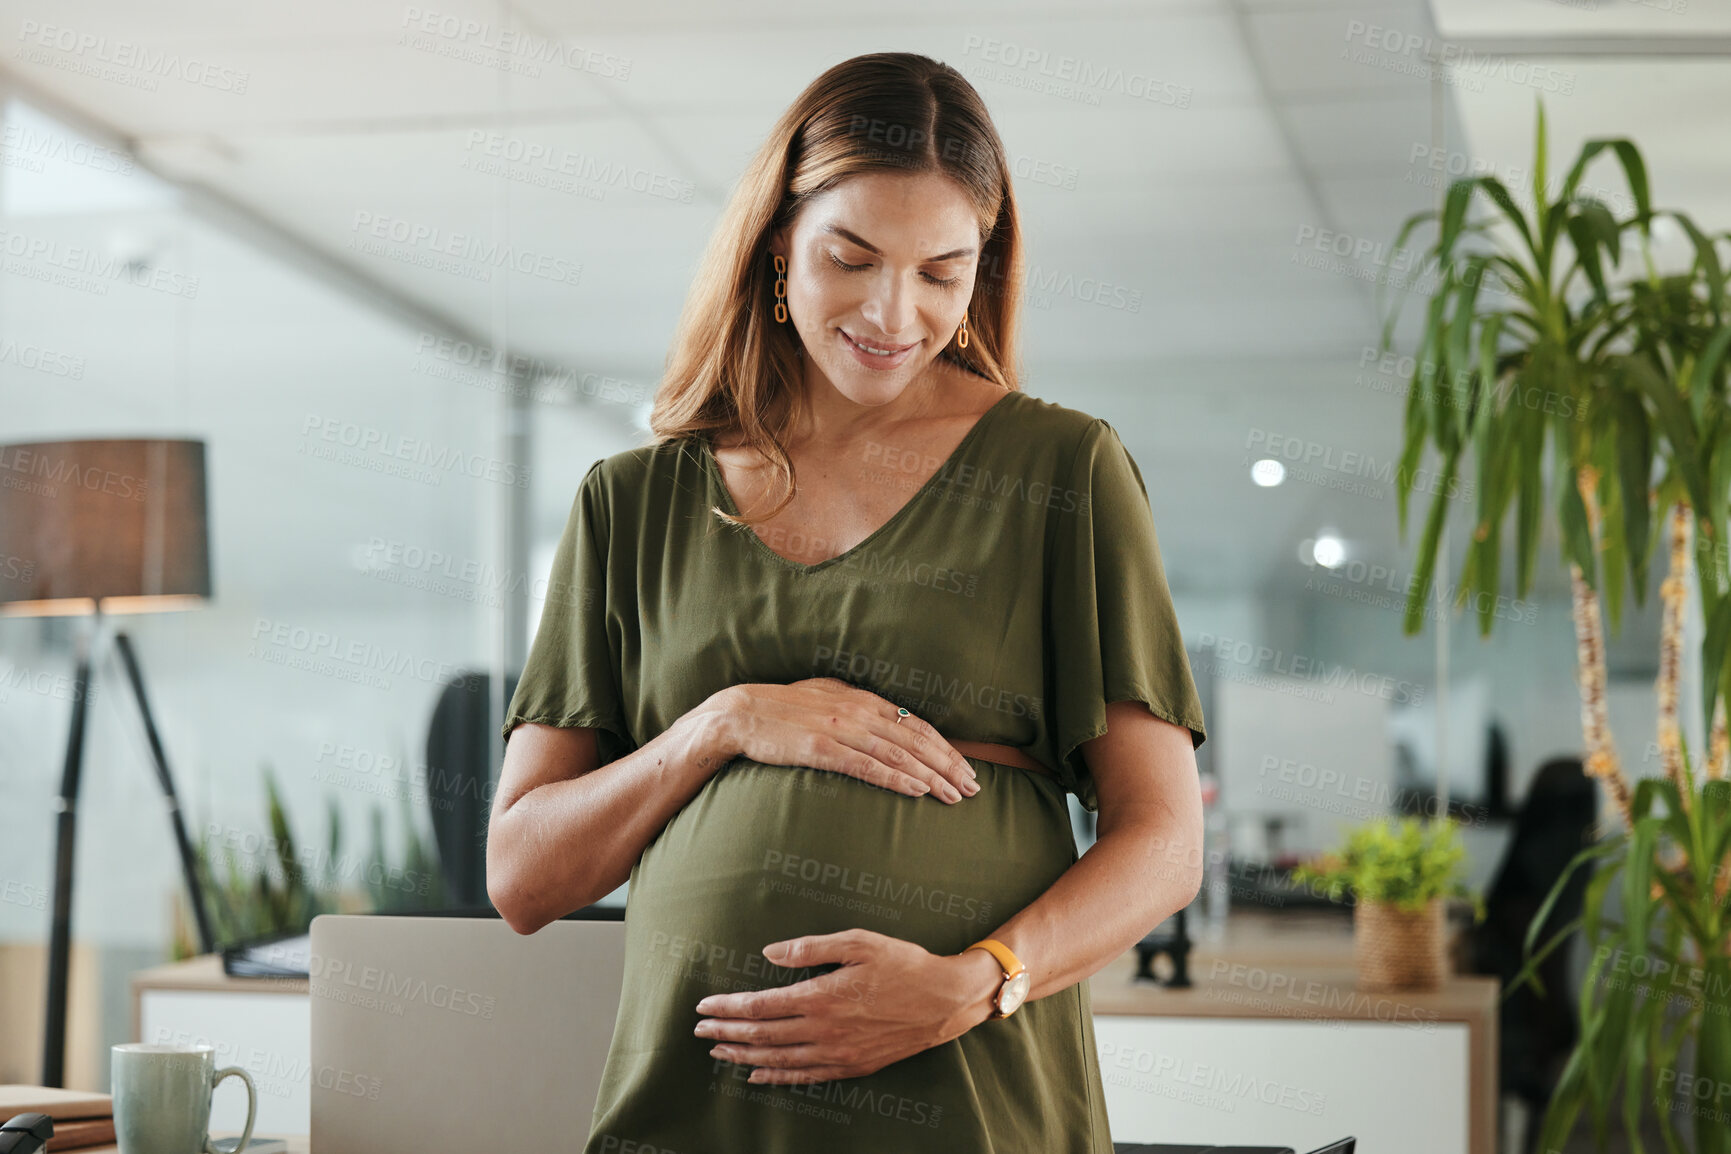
left=40, top=608, right=219, bottom=1087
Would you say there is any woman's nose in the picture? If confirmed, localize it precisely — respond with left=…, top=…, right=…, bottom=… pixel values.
left=860, top=273, right=917, bottom=337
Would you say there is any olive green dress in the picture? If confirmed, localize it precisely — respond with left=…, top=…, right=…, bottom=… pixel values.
left=501, top=386, right=1207, bottom=1153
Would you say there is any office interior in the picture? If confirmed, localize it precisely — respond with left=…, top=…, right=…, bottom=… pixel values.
left=1, top=2, right=1726, bottom=1153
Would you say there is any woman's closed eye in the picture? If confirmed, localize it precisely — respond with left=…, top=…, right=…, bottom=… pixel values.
left=826, top=251, right=962, bottom=288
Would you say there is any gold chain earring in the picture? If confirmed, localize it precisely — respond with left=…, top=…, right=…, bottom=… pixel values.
left=957, top=311, right=969, bottom=349
left=773, top=253, right=787, bottom=323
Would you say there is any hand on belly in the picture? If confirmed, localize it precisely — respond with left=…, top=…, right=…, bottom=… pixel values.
left=622, top=759, right=1074, bottom=1081
left=690, top=926, right=999, bottom=1084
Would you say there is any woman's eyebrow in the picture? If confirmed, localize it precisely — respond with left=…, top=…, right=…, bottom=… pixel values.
left=822, top=223, right=975, bottom=262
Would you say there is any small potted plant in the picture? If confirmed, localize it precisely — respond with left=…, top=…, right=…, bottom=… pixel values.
left=171, top=761, right=446, bottom=959
left=1293, top=816, right=1486, bottom=991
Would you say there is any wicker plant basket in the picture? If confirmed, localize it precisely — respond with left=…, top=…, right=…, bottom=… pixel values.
left=1353, top=897, right=1445, bottom=991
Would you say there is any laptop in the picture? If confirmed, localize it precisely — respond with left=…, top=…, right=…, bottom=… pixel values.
left=308, top=910, right=625, bottom=1153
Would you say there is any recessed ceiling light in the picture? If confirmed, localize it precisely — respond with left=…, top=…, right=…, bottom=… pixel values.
left=1312, top=535, right=1346, bottom=569
left=1250, top=458, right=1285, bottom=487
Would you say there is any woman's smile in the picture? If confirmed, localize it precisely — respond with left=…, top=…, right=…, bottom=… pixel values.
left=839, top=327, right=919, bottom=369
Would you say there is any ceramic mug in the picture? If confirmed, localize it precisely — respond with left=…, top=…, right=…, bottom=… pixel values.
left=112, top=1043, right=256, bottom=1154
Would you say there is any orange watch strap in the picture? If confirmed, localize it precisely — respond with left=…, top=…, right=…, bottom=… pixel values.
left=965, top=937, right=1026, bottom=978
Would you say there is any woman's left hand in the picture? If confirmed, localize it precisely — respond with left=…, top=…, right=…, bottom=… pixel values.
left=692, top=928, right=1001, bottom=1084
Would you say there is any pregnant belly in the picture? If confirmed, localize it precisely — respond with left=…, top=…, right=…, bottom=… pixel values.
left=585, top=757, right=1112, bottom=1151
left=619, top=756, right=1077, bottom=1017
left=584, top=758, right=1109, bottom=1152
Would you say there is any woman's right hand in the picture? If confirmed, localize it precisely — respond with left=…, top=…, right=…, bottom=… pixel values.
left=707, top=678, right=980, bottom=803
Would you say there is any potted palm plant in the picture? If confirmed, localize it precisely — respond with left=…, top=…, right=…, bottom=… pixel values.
left=1292, top=816, right=1484, bottom=991
left=1380, top=95, right=1731, bottom=1153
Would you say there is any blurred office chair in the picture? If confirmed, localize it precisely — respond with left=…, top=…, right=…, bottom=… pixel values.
left=424, top=668, right=517, bottom=910
left=1463, top=754, right=1597, bottom=1154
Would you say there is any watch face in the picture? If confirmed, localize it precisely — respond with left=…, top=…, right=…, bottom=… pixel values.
left=997, top=970, right=1032, bottom=1016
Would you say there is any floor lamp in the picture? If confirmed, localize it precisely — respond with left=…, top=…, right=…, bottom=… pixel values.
left=0, top=437, right=216, bottom=1089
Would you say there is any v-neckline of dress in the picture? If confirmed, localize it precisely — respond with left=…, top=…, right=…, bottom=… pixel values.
left=700, top=388, right=1021, bottom=576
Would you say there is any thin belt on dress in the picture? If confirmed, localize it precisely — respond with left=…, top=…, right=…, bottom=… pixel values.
left=950, top=739, right=1059, bottom=781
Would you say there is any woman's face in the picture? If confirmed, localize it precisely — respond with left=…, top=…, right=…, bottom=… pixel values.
left=770, top=169, right=981, bottom=408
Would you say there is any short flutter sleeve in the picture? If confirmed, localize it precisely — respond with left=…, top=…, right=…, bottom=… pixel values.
left=1048, top=418, right=1207, bottom=812
left=500, top=459, right=636, bottom=765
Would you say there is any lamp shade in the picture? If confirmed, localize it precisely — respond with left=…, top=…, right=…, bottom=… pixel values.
left=0, top=438, right=212, bottom=616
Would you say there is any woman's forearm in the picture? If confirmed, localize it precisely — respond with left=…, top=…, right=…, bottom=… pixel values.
left=488, top=701, right=736, bottom=932
left=972, top=807, right=1202, bottom=1004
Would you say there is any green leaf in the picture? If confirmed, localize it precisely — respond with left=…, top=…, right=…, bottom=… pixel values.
left=1650, top=865, right=1715, bottom=948
left=1669, top=209, right=1728, bottom=320
left=1424, top=291, right=1463, bottom=459
left=1515, top=403, right=1546, bottom=597
left=1558, top=459, right=1596, bottom=586
left=1478, top=175, right=1539, bottom=261
left=1702, top=779, right=1731, bottom=877
left=1471, top=508, right=1504, bottom=639
left=1586, top=303, right=1640, bottom=363
left=1568, top=213, right=1610, bottom=303
left=1558, top=139, right=1612, bottom=212
left=1692, top=495, right=1725, bottom=624
left=1533, top=96, right=1551, bottom=244
left=1622, top=815, right=1660, bottom=949
left=1380, top=208, right=1442, bottom=347
left=1609, top=140, right=1653, bottom=233
left=1403, top=452, right=1460, bottom=634
left=325, top=795, right=342, bottom=894
left=1600, top=459, right=1629, bottom=634
left=1525, top=839, right=1628, bottom=960
left=1697, top=979, right=1731, bottom=1154
left=1616, top=391, right=1654, bottom=605
left=1624, top=989, right=1661, bottom=1154
left=1505, top=913, right=1584, bottom=1002
left=1577, top=198, right=1624, bottom=269
left=1587, top=968, right=1636, bottom=1139
left=1654, top=1011, right=1691, bottom=1154
left=1703, top=596, right=1731, bottom=764
left=1475, top=312, right=1508, bottom=437
left=1438, top=178, right=1475, bottom=267
left=1625, top=353, right=1711, bottom=519
left=1536, top=1037, right=1591, bottom=1152
left=1694, top=326, right=1731, bottom=403
left=1488, top=252, right=1542, bottom=304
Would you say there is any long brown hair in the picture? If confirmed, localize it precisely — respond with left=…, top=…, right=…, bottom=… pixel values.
left=647, top=51, right=1026, bottom=527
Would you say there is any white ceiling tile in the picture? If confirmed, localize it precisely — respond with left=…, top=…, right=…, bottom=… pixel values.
left=1246, top=0, right=1439, bottom=97
left=3, top=33, right=614, bottom=135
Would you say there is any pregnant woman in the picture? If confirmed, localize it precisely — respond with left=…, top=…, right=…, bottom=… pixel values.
left=486, top=51, right=1207, bottom=1153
